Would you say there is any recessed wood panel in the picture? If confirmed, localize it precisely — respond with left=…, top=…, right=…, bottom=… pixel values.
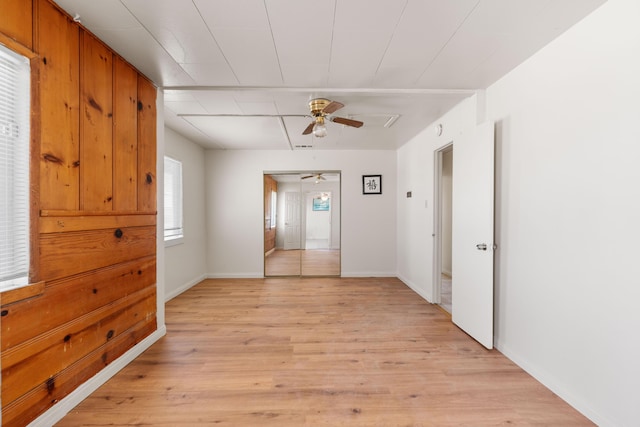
left=39, top=226, right=156, bottom=282
left=80, top=30, right=113, bottom=211
left=0, top=0, right=33, bottom=49
left=113, top=57, right=139, bottom=211
left=37, top=0, right=80, bottom=210
left=1, top=256, right=156, bottom=350
left=137, top=76, right=157, bottom=213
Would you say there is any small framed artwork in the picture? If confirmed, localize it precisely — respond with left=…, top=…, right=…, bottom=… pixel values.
left=312, top=197, right=330, bottom=211
left=362, top=175, right=382, bottom=195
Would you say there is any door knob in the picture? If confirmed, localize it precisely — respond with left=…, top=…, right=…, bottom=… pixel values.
left=476, top=243, right=487, bottom=251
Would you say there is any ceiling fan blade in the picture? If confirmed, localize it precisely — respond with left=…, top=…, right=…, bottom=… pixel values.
left=301, top=175, right=314, bottom=180
left=318, top=175, right=326, bottom=180
left=331, top=116, right=364, bottom=128
left=302, top=121, right=315, bottom=135
left=322, top=101, right=344, bottom=115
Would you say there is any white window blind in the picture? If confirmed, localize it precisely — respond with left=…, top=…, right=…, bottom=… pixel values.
left=164, top=156, right=183, bottom=241
left=0, top=45, right=30, bottom=290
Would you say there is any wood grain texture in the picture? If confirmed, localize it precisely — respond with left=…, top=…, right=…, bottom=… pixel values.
left=39, top=226, right=156, bottom=282
left=137, top=76, right=156, bottom=213
left=2, top=290, right=156, bottom=405
left=36, top=0, right=80, bottom=210
left=57, top=278, right=594, bottom=426
left=113, top=57, right=138, bottom=211
left=39, top=213, right=155, bottom=233
left=1, top=256, right=156, bottom=350
left=80, top=30, right=113, bottom=211
left=3, top=319, right=156, bottom=427
left=0, top=0, right=33, bottom=49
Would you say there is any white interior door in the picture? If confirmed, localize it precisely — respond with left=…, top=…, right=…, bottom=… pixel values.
left=452, top=121, right=495, bottom=349
left=284, top=191, right=301, bottom=250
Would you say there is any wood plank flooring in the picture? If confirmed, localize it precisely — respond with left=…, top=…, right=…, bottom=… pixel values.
left=265, top=249, right=340, bottom=276
left=57, top=278, right=593, bottom=426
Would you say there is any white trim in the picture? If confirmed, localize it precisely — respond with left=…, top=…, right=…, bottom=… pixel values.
left=28, top=327, right=166, bottom=427
left=396, top=274, right=433, bottom=304
left=495, top=340, right=611, bottom=427
left=165, top=274, right=206, bottom=301
left=164, top=236, right=184, bottom=247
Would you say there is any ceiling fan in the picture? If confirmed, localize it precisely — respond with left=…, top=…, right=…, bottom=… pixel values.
left=301, top=173, right=326, bottom=182
left=303, top=98, right=364, bottom=138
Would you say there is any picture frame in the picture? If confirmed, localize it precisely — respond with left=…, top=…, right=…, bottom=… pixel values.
left=312, top=197, right=330, bottom=211
left=362, top=175, right=382, bottom=195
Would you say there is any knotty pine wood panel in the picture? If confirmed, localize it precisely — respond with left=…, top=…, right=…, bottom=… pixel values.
left=36, top=0, right=80, bottom=210
left=2, top=290, right=156, bottom=406
left=113, top=57, right=139, bottom=211
left=39, top=213, right=155, bottom=233
left=2, top=319, right=157, bottom=427
left=137, top=76, right=157, bottom=212
left=264, top=175, right=277, bottom=253
left=80, top=30, right=114, bottom=211
left=0, top=0, right=33, bottom=49
left=39, top=226, right=156, bottom=282
left=1, top=256, right=156, bottom=350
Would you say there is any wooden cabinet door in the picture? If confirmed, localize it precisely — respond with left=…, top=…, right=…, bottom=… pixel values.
left=113, top=57, right=139, bottom=211
left=37, top=0, right=80, bottom=210
left=137, top=77, right=157, bottom=213
left=80, top=31, right=113, bottom=211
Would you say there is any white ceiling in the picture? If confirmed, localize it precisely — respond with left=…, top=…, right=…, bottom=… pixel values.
left=54, top=0, right=605, bottom=150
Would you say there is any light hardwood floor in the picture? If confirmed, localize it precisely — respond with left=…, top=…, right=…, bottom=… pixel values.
left=57, top=278, right=593, bottom=426
left=265, top=249, right=340, bottom=276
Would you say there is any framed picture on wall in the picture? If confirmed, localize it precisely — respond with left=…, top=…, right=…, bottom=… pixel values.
left=362, top=175, right=382, bottom=195
left=312, top=197, right=330, bottom=211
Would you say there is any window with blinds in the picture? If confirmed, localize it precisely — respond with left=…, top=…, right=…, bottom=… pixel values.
left=0, top=46, right=30, bottom=291
left=164, top=156, right=183, bottom=242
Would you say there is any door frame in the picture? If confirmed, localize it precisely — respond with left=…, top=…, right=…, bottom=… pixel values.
left=432, top=142, right=453, bottom=305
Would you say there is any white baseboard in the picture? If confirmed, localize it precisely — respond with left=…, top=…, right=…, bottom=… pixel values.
left=28, top=325, right=167, bottom=427
left=396, top=274, right=433, bottom=303
left=495, top=340, right=611, bottom=427
left=165, top=274, right=207, bottom=301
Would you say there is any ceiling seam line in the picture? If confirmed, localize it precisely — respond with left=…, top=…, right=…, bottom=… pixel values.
left=373, top=0, right=409, bottom=77
left=263, top=0, right=285, bottom=86
left=191, top=0, right=242, bottom=85
left=326, top=0, right=338, bottom=86
left=414, top=0, right=482, bottom=85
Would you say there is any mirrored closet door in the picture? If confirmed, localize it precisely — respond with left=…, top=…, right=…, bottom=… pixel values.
left=264, top=172, right=341, bottom=277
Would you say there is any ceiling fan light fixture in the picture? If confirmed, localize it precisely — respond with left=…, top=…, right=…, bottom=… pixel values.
left=312, top=117, right=327, bottom=138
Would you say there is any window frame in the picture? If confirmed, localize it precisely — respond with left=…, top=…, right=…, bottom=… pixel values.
left=163, top=155, right=184, bottom=246
left=0, top=44, right=32, bottom=292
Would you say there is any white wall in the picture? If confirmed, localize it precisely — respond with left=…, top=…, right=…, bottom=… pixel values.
left=205, top=149, right=396, bottom=277
left=163, top=127, right=208, bottom=300
left=396, top=96, right=476, bottom=301
left=397, top=0, right=640, bottom=425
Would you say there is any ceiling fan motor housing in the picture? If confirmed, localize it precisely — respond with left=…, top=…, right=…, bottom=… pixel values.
left=309, top=98, right=331, bottom=117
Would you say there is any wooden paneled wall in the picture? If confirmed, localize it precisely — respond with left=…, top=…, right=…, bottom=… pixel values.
left=0, top=1, right=158, bottom=425
left=264, top=175, right=277, bottom=254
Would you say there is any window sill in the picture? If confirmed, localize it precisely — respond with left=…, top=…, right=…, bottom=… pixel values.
left=164, top=236, right=184, bottom=248
left=1, top=281, right=45, bottom=306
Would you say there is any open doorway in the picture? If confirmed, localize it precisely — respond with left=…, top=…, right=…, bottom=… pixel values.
left=434, top=144, right=453, bottom=313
